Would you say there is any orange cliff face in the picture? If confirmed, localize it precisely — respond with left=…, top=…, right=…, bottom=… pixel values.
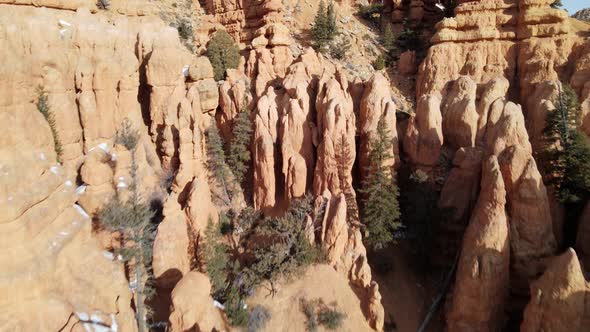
left=1, top=0, right=590, bottom=331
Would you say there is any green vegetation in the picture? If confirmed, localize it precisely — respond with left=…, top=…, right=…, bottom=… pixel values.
left=204, top=219, right=231, bottom=297
left=98, top=120, right=157, bottom=332
left=172, top=17, right=195, bottom=52
left=381, top=23, right=397, bottom=61
left=206, top=120, right=232, bottom=204
left=248, top=305, right=271, bottom=332
left=360, top=116, right=402, bottom=250
left=243, top=197, right=323, bottom=294
left=329, top=37, right=351, bottom=60
left=36, top=87, right=62, bottom=163
left=300, top=298, right=346, bottom=332
left=357, top=3, right=383, bottom=27
left=318, top=307, right=346, bottom=330
left=397, top=19, right=423, bottom=52
left=543, top=84, right=590, bottom=205
left=227, top=106, right=253, bottom=186
left=203, top=198, right=323, bottom=327
left=310, top=1, right=338, bottom=52
left=206, top=30, right=240, bottom=81
left=542, top=84, right=590, bottom=246
left=372, top=55, right=386, bottom=70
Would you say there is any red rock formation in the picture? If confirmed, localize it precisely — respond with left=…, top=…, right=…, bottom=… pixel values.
left=447, top=156, right=510, bottom=332
left=521, top=249, right=589, bottom=332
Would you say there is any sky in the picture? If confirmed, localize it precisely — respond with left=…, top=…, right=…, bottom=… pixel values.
left=562, top=0, right=588, bottom=14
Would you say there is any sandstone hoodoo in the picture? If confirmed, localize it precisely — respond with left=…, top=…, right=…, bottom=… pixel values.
left=1, top=0, right=589, bottom=331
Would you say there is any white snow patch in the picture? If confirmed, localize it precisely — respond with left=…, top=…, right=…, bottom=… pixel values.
left=76, top=185, right=87, bottom=195
left=103, top=251, right=115, bottom=260
left=118, top=176, right=125, bottom=181
left=82, top=323, right=93, bottom=332
left=91, top=313, right=103, bottom=324
left=435, top=3, right=445, bottom=10
left=58, top=19, right=72, bottom=27
left=59, top=231, right=68, bottom=236
left=110, top=314, right=118, bottom=332
left=51, top=241, right=58, bottom=247
left=92, top=324, right=111, bottom=332
left=76, top=312, right=90, bottom=321
left=50, top=166, right=60, bottom=175
left=117, top=181, right=127, bottom=189
left=65, top=180, right=73, bottom=187
left=59, top=29, right=68, bottom=37
left=182, top=65, right=190, bottom=77
left=111, top=153, right=117, bottom=161
left=74, top=204, right=90, bottom=219
left=98, top=142, right=109, bottom=153
left=117, top=255, right=123, bottom=261
left=39, top=153, right=46, bottom=161
left=213, top=300, right=225, bottom=310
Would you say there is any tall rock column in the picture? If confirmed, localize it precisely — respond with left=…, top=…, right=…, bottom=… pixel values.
left=447, top=156, right=510, bottom=332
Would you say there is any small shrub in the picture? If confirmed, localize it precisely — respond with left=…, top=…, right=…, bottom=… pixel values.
left=206, top=30, right=240, bottom=81
left=96, top=0, right=110, bottom=10
left=301, top=298, right=345, bottom=331
left=248, top=305, right=271, bottom=332
left=318, top=307, right=346, bottom=330
left=172, top=17, right=195, bottom=52
left=300, top=298, right=319, bottom=332
left=329, top=38, right=350, bottom=60
left=225, top=283, right=249, bottom=326
left=372, top=55, right=386, bottom=70
left=204, top=219, right=230, bottom=297
left=243, top=197, right=323, bottom=294
left=115, top=118, right=140, bottom=151
left=357, top=3, right=383, bottom=26
left=36, top=87, right=62, bottom=163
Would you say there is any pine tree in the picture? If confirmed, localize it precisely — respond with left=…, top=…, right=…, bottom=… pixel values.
left=99, top=119, right=156, bottom=332
left=381, top=23, right=397, bottom=63
left=206, top=30, right=240, bottom=81
left=326, top=1, right=338, bottom=38
left=543, top=84, right=590, bottom=204
left=206, top=121, right=232, bottom=204
left=227, top=106, right=253, bottom=186
left=360, top=116, right=401, bottom=250
left=310, top=1, right=338, bottom=52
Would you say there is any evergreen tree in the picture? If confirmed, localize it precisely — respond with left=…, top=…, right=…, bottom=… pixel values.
left=206, top=121, right=232, bottom=204
left=381, top=23, right=397, bottom=63
left=99, top=119, right=156, bottom=332
left=543, top=84, right=590, bottom=204
left=310, top=1, right=338, bottom=51
left=326, top=1, right=338, bottom=38
left=227, top=106, right=253, bottom=186
left=204, top=218, right=231, bottom=297
left=360, top=116, right=401, bottom=250
left=206, top=30, right=240, bottom=81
